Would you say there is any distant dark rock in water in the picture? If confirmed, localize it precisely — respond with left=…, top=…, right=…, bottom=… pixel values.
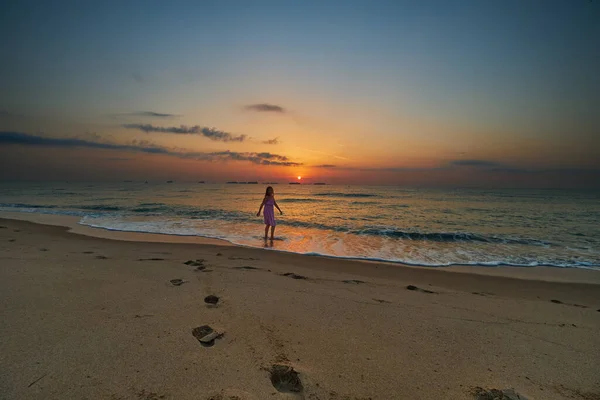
left=288, top=182, right=301, bottom=185
left=313, top=182, right=327, bottom=185
left=247, top=181, right=258, bottom=184
left=239, top=182, right=248, bottom=184
left=197, top=181, right=205, bottom=184
left=166, top=180, right=173, bottom=183
left=227, top=181, right=238, bottom=184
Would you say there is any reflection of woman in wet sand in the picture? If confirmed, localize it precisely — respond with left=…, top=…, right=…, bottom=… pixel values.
left=256, top=186, right=283, bottom=240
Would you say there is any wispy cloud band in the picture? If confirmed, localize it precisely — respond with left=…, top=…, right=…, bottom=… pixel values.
left=0, top=131, right=300, bottom=166
left=123, top=124, right=247, bottom=142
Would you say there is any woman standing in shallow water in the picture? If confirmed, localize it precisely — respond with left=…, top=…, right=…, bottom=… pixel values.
left=257, top=186, right=283, bottom=240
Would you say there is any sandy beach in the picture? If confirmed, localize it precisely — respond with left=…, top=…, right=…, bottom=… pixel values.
left=1, top=215, right=599, bottom=400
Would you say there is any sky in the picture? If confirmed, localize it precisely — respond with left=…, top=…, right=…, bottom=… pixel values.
left=0, top=0, right=599, bottom=187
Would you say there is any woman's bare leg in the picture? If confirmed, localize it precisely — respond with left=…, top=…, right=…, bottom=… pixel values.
left=264, top=225, right=269, bottom=239
left=270, top=225, right=275, bottom=240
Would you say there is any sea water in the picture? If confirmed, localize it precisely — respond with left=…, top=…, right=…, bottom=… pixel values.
left=0, top=182, right=598, bottom=269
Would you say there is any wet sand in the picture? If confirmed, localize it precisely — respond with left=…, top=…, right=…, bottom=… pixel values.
left=0, top=215, right=599, bottom=399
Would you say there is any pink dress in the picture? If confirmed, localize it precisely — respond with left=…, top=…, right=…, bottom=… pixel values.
left=263, top=196, right=276, bottom=226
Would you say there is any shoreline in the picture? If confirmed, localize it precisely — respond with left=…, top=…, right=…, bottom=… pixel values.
left=1, top=215, right=599, bottom=399
left=1, top=211, right=600, bottom=285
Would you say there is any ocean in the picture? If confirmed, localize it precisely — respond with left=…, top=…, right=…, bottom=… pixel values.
left=0, top=182, right=598, bottom=269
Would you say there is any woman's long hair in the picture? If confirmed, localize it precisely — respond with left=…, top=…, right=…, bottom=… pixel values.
left=265, top=186, right=274, bottom=196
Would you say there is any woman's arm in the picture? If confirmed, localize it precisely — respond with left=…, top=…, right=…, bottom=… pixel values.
left=257, top=196, right=266, bottom=216
left=274, top=200, right=283, bottom=215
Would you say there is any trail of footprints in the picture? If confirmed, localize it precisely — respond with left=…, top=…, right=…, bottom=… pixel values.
left=168, top=254, right=470, bottom=398
left=71, top=249, right=597, bottom=399
left=179, top=256, right=305, bottom=397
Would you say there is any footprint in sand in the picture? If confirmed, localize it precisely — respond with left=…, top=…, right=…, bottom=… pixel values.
left=95, top=255, right=108, bottom=260
left=170, top=279, right=187, bottom=286
left=343, top=279, right=365, bottom=284
left=204, top=295, right=219, bottom=305
left=470, top=386, right=528, bottom=400
left=192, top=325, right=224, bottom=347
left=282, top=272, right=308, bottom=280
left=269, top=364, right=304, bottom=393
left=373, top=298, right=391, bottom=304
left=8, top=239, right=15, bottom=242
left=406, top=285, right=436, bottom=294
left=138, top=258, right=165, bottom=261
left=83, top=251, right=94, bottom=254
left=550, top=299, right=588, bottom=308
left=234, top=266, right=259, bottom=270
left=184, top=259, right=204, bottom=267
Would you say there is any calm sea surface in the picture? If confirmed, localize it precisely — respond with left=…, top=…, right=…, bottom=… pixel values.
left=1, top=183, right=599, bottom=269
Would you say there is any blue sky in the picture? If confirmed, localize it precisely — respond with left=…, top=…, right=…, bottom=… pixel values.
left=0, top=0, right=598, bottom=186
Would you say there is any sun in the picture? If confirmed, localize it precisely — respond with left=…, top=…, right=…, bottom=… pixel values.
left=297, top=176, right=302, bottom=180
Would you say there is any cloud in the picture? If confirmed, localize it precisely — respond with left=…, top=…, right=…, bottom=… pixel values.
left=0, top=110, right=26, bottom=118
left=119, top=111, right=178, bottom=118
left=449, top=159, right=503, bottom=168
left=262, top=137, right=280, bottom=145
left=131, top=72, right=144, bottom=83
left=104, top=157, right=132, bottom=161
left=448, top=159, right=531, bottom=173
left=207, top=151, right=299, bottom=166
left=123, top=124, right=247, bottom=142
left=0, top=131, right=169, bottom=154
left=245, top=103, right=286, bottom=113
left=0, top=131, right=300, bottom=166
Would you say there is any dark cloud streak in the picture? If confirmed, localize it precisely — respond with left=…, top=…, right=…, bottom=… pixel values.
left=449, top=159, right=503, bottom=168
left=129, top=111, right=178, bottom=118
left=123, top=124, right=247, bottom=142
left=262, top=137, right=280, bottom=145
left=245, top=103, right=286, bottom=113
left=0, top=131, right=300, bottom=166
